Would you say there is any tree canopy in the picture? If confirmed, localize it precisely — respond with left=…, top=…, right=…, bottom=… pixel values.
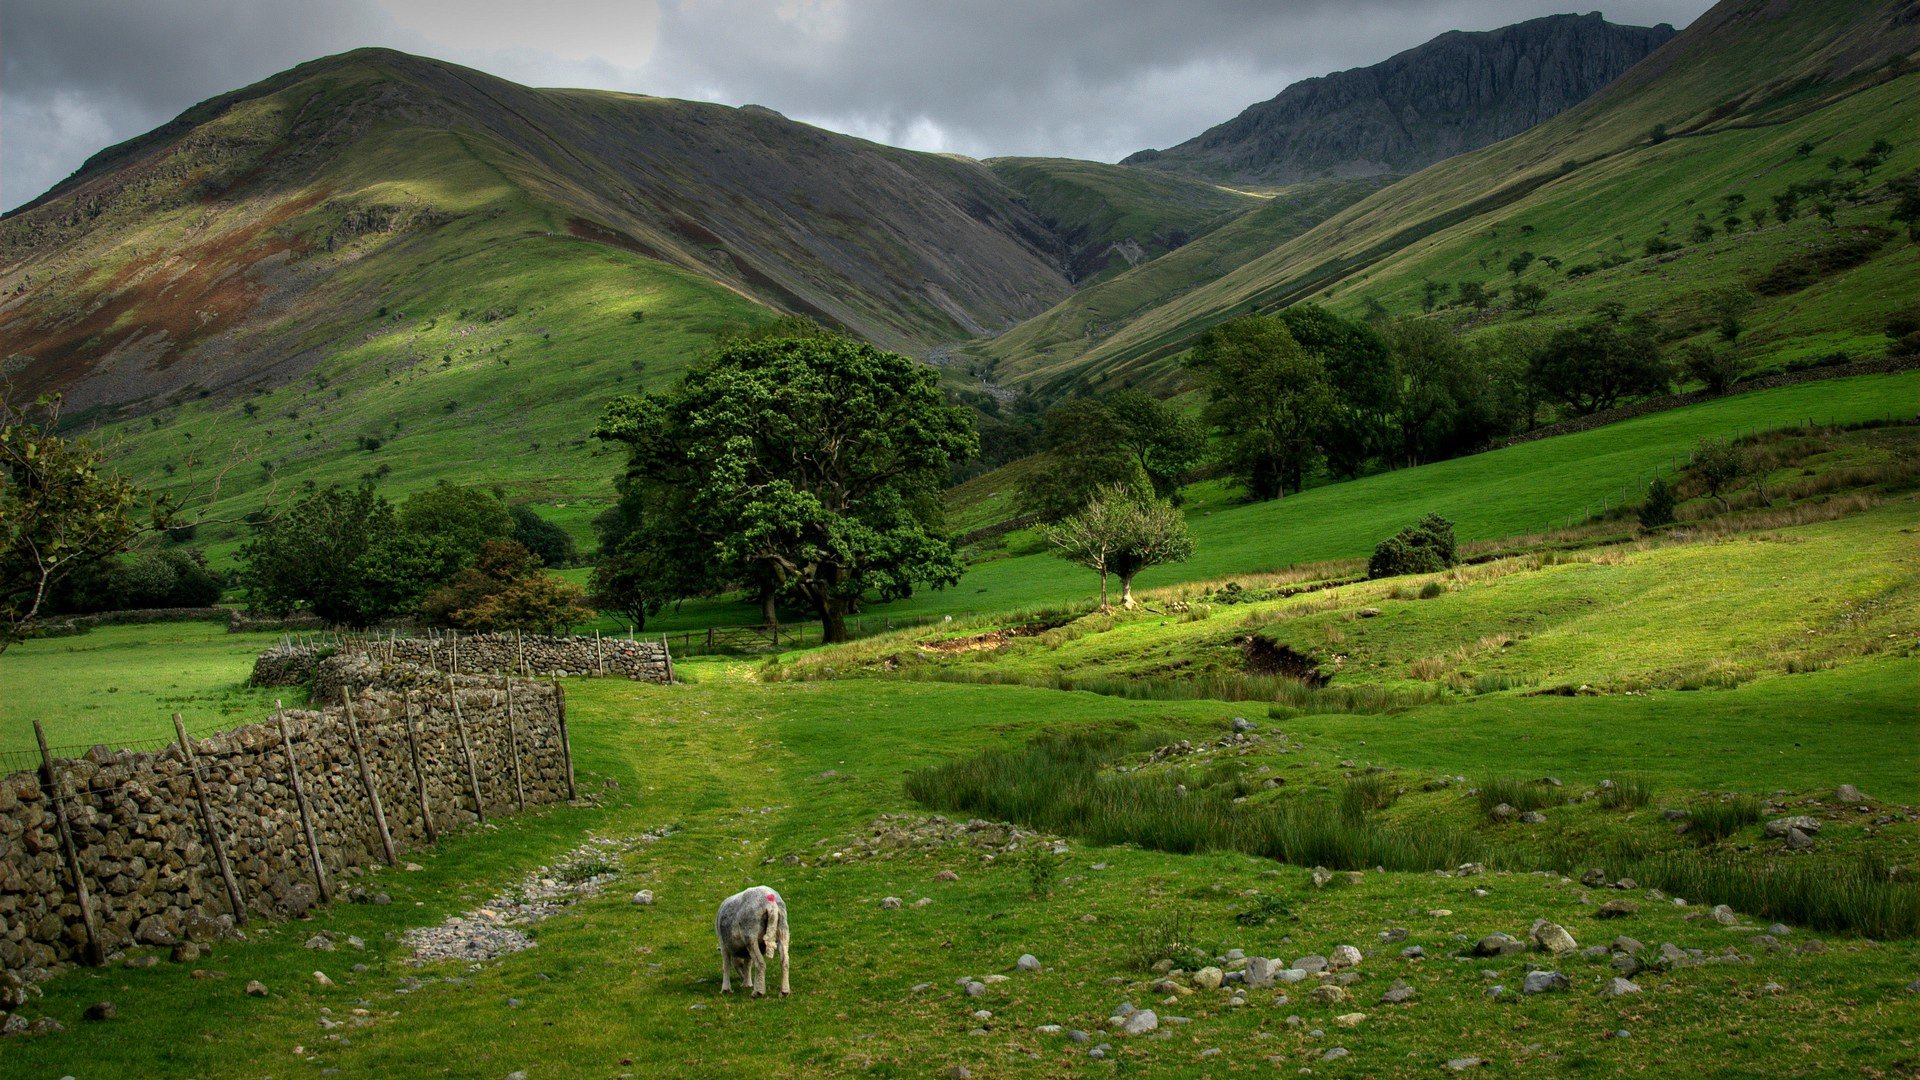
left=595, top=334, right=976, bottom=642
left=1187, top=316, right=1333, bottom=499
left=1046, top=485, right=1195, bottom=611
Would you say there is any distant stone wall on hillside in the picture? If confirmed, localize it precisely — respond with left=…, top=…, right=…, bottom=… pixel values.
left=253, top=632, right=671, bottom=688
left=0, top=672, right=574, bottom=987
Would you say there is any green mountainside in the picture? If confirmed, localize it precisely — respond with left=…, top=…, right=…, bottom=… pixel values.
left=979, top=0, right=1920, bottom=396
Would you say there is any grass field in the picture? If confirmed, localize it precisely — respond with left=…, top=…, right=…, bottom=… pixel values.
left=0, top=623, right=305, bottom=757
left=3, top=662, right=1914, bottom=1077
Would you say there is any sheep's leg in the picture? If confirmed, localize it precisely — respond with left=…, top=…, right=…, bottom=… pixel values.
left=748, top=938, right=766, bottom=998
left=718, top=932, right=732, bottom=994
left=778, top=917, right=791, bottom=997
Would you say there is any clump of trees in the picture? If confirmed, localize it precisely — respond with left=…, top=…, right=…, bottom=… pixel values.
left=592, top=332, right=975, bottom=642
left=238, top=481, right=585, bottom=630
left=420, top=539, right=592, bottom=633
left=1018, top=390, right=1202, bottom=521
left=1368, top=514, right=1457, bottom=579
left=51, top=549, right=223, bottom=612
left=1045, top=485, right=1194, bottom=610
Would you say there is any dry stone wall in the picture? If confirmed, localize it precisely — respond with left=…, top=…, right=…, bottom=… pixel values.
left=0, top=673, right=572, bottom=984
left=252, top=633, right=672, bottom=688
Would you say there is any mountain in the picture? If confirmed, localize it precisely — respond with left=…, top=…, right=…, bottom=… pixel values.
left=1124, top=12, right=1676, bottom=187
left=0, top=47, right=1076, bottom=423
left=985, top=0, right=1919, bottom=395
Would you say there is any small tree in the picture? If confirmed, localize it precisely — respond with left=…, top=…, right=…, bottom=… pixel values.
left=1506, top=251, right=1536, bottom=278
left=238, top=482, right=418, bottom=627
left=510, top=504, right=577, bottom=568
left=1186, top=316, right=1334, bottom=500
left=1682, top=343, right=1743, bottom=395
left=1638, top=477, right=1677, bottom=528
left=1512, top=282, right=1549, bottom=315
left=1046, top=486, right=1194, bottom=611
left=1529, top=321, right=1670, bottom=415
left=1692, top=440, right=1744, bottom=510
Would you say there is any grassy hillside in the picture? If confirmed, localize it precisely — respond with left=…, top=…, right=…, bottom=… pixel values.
left=973, top=177, right=1389, bottom=395
left=984, top=0, right=1920, bottom=393
left=0, top=48, right=1085, bottom=552
left=985, top=158, right=1257, bottom=286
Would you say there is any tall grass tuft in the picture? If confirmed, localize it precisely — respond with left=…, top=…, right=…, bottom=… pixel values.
left=1686, top=796, right=1764, bottom=843
left=907, top=731, right=1484, bottom=873
left=1476, top=777, right=1566, bottom=816
left=1598, top=775, right=1654, bottom=810
left=889, top=666, right=1446, bottom=714
left=1339, top=774, right=1399, bottom=820
left=1616, top=852, right=1915, bottom=939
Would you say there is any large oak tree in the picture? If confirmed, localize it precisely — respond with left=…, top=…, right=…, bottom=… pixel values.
left=595, top=335, right=976, bottom=642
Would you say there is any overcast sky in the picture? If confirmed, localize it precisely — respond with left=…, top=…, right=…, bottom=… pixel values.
left=2, top=0, right=1715, bottom=212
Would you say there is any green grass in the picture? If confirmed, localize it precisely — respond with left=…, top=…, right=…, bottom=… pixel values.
left=3, top=644, right=1916, bottom=1075
left=0, top=623, right=305, bottom=756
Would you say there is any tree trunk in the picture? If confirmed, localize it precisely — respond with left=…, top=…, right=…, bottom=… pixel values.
left=1119, top=572, right=1137, bottom=609
left=758, top=584, right=779, bottom=628
left=1098, top=569, right=1110, bottom=612
left=818, top=597, right=849, bottom=643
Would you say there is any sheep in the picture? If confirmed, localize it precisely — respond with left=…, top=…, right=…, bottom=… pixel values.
left=715, top=885, right=790, bottom=997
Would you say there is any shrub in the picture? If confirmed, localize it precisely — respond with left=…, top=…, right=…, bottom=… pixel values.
left=1339, top=774, right=1399, bottom=820
left=1418, top=580, right=1446, bottom=599
left=1751, top=229, right=1889, bottom=295
left=1643, top=235, right=1681, bottom=256
left=1234, top=895, right=1292, bottom=927
left=1368, top=514, right=1457, bottom=579
left=1639, top=477, right=1677, bottom=528
left=1019, top=845, right=1062, bottom=898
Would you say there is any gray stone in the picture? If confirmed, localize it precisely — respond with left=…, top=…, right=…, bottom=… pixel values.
left=1191, top=966, right=1224, bottom=990
left=1244, top=957, right=1277, bottom=989
left=631, top=890, right=654, bottom=906
left=1834, top=784, right=1866, bottom=804
left=1518, top=811, right=1547, bottom=824
left=1785, top=827, right=1815, bottom=851
left=246, top=980, right=268, bottom=997
left=1522, top=971, right=1569, bottom=994
left=963, top=981, right=985, bottom=998
left=1322, top=1047, right=1350, bottom=1061
left=879, top=896, right=902, bottom=910
left=1232, top=718, right=1256, bottom=732
left=1329, top=944, right=1363, bottom=969
left=1293, top=954, right=1329, bottom=973
left=1602, top=977, right=1641, bottom=996
left=1121, top=1009, right=1159, bottom=1035
left=1068, top=1030, right=1090, bottom=1043
left=1767, top=923, right=1791, bottom=936
left=1763, top=815, right=1821, bottom=838
left=1473, top=933, right=1525, bottom=957
left=1446, top=1059, right=1484, bottom=1071
left=1016, top=954, right=1041, bottom=971
left=1530, top=920, right=1578, bottom=955
left=1380, top=981, right=1416, bottom=1004
left=1401, top=946, right=1425, bottom=959
left=1711, top=905, right=1738, bottom=926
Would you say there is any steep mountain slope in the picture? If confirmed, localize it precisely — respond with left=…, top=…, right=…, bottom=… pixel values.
left=985, top=158, right=1258, bottom=285
left=0, top=47, right=1073, bottom=424
left=1124, top=12, right=1676, bottom=187
left=996, top=0, right=1919, bottom=393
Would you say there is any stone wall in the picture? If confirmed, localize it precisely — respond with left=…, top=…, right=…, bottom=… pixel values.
left=361, top=632, right=671, bottom=681
left=0, top=673, right=572, bottom=984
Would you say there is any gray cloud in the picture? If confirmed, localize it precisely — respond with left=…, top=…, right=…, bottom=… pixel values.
left=2, top=0, right=1714, bottom=212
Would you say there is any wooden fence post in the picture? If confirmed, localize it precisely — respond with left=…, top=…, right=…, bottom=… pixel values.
left=403, top=689, right=436, bottom=843
left=504, top=681, right=526, bottom=811
left=275, top=703, right=331, bottom=904
left=448, top=679, right=486, bottom=822
left=552, top=677, right=576, bottom=800
left=33, top=720, right=103, bottom=966
left=172, top=714, right=248, bottom=924
left=341, top=690, right=398, bottom=866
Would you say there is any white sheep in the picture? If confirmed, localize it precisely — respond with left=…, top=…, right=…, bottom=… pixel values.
left=715, top=885, right=790, bottom=997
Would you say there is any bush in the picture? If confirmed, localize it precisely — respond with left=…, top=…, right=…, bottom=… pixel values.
left=1751, top=229, right=1890, bottom=295
left=1599, top=776, right=1654, bottom=810
left=510, top=505, right=578, bottom=568
left=1639, top=477, right=1677, bottom=528
left=1368, top=514, right=1457, bottom=579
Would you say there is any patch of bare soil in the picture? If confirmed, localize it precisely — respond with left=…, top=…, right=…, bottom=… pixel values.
left=1239, top=635, right=1331, bottom=686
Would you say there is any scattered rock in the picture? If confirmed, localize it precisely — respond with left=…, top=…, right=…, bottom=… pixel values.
left=1322, top=1047, right=1351, bottom=1061
left=1309, top=985, right=1350, bottom=1005
left=1294, top=954, right=1330, bottom=973
left=934, top=870, right=959, bottom=881
left=1711, top=905, right=1739, bottom=926
left=1192, top=966, right=1224, bottom=991
left=1016, top=954, right=1041, bottom=971
left=305, top=933, right=335, bottom=951
left=1334, top=1012, right=1367, bottom=1027
left=1595, top=900, right=1639, bottom=919
left=1518, top=811, right=1547, bottom=824
left=1380, top=981, right=1416, bottom=1004
left=1530, top=920, right=1578, bottom=956
left=1358, top=607, right=1382, bottom=618
left=1311, top=867, right=1336, bottom=889
left=1446, top=1058, right=1484, bottom=1071
left=1834, top=784, right=1866, bottom=804
left=1521, top=971, right=1568, bottom=995
left=879, top=896, right=903, bottom=910
left=963, top=981, right=986, bottom=998
left=1763, top=815, right=1821, bottom=838
left=1489, top=803, right=1517, bottom=822
left=1602, top=977, right=1641, bottom=996
left=1121, top=1009, right=1159, bottom=1035
left=947, top=1067, right=971, bottom=1080
left=1785, top=828, right=1815, bottom=851
left=1401, top=946, right=1425, bottom=959
left=1232, top=717, right=1256, bottom=733
left=169, top=942, right=201, bottom=964
left=1329, top=944, right=1363, bottom=969
left=313, top=971, right=334, bottom=987
left=124, top=955, right=159, bottom=969
left=246, top=981, right=268, bottom=997
left=1473, top=933, right=1525, bottom=957
left=631, top=890, right=654, bottom=906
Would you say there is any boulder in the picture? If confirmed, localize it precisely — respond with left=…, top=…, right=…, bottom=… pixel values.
left=1522, top=970, right=1569, bottom=994
left=1602, top=977, right=1641, bottom=996
left=1191, top=966, right=1224, bottom=991
left=1763, top=816, right=1821, bottom=838
left=1329, top=945, right=1363, bottom=969
left=1530, top=920, right=1578, bottom=955
left=1834, top=784, right=1866, bottom=804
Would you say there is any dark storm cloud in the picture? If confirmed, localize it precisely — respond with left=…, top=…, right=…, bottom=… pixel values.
left=1, top=0, right=1715, bottom=211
